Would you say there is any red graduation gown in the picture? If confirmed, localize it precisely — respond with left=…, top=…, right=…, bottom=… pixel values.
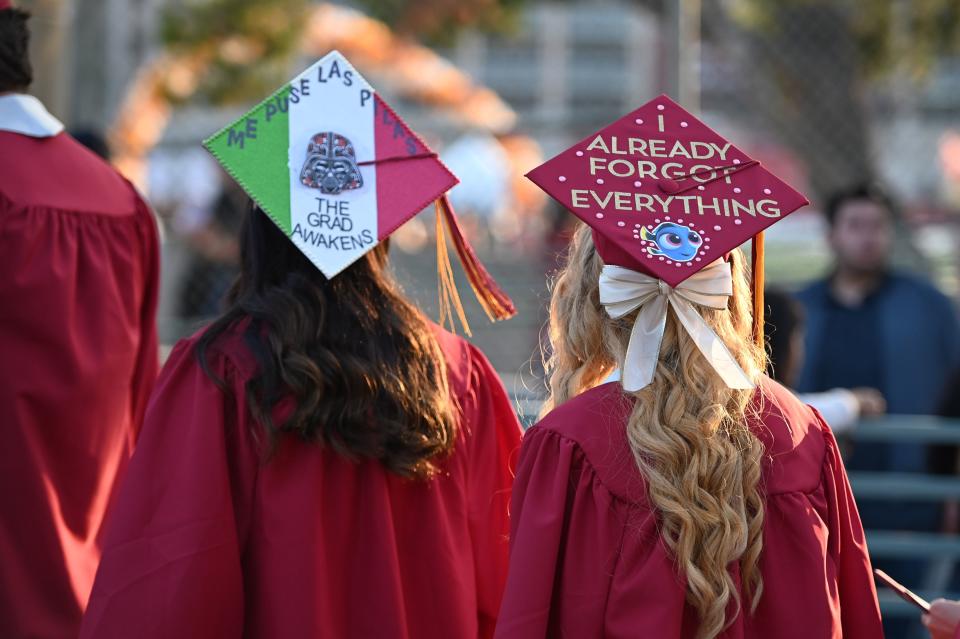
left=495, top=377, right=884, bottom=639
left=0, top=131, right=159, bottom=638
left=79, top=322, right=522, bottom=638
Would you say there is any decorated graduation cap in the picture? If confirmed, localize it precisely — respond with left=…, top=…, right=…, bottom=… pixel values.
left=204, top=50, right=514, bottom=330
left=527, top=94, right=809, bottom=390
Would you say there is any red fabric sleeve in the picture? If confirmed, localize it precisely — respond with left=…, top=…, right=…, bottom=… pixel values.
left=128, top=193, right=160, bottom=439
left=818, top=415, right=885, bottom=638
left=461, top=345, right=523, bottom=638
left=494, top=426, right=578, bottom=639
left=79, top=341, right=259, bottom=639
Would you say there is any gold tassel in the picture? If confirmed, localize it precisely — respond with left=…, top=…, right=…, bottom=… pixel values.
left=751, top=231, right=765, bottom=349
left=436, top=195, right=516, bottom=322
left=435, top=202, right=472, bottom=336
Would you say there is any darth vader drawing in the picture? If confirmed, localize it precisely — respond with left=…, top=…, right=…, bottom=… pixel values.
left=299, top=132, right=364, bottom=194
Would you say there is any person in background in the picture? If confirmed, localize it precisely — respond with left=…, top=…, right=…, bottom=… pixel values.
left=765, top=288, right=886, bottom=433
left=176, top=174, right=245, bottom=319
left=0, top=3, right=160, bottom=637
left=69, top=127, right=111, bottom=160
left=795, top=182, right=960, bottom=435
left=795, top=183, right=960, bottom=637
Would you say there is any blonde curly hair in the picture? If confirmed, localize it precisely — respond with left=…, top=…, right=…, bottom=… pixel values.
left=542, top=224, right=767, bottom=639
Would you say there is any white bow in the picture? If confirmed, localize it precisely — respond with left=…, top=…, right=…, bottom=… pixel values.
left=598, top=261, right=755, bottom=392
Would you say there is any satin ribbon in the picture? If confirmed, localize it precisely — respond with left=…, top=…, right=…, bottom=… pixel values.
left=598, top=261, right=755, bottom=392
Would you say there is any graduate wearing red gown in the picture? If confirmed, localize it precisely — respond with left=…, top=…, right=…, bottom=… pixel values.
left=80, top=51, right=521, bottom=638
left=500, top=96, right=883, bottom=638
left=0, top=19, right=159, bottom=635
left=496, top=377, right=883, bottom=638
left=79, top=320, right=520, bottom=639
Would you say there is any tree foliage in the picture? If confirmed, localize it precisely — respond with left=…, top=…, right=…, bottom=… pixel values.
left=160, top=0, right=525, bottom=104
left=731, top=0, right=960, bottom=79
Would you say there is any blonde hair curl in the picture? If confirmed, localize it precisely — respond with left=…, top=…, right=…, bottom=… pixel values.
left=543, top=224, right=767, bottom=639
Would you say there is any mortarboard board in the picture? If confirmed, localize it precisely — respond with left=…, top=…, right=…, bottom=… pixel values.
left=204, top=50, right=514, bottom=330
left=527, top=95, right=810, bottom=390
left=528, top=95, right=808, bottom=335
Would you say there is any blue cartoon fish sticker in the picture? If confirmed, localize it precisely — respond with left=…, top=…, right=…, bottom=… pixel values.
left=640, top=222, right=703, bottom=262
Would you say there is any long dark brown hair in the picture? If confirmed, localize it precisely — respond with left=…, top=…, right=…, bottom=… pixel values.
left=197, top=205, right=456, bottom=479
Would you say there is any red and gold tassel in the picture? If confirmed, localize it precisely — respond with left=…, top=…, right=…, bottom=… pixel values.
left=435, top=203, right=472, bottom=335
left=434, top=195, right=516, bottom=334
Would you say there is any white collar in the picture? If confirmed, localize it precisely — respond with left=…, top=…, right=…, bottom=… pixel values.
left=0, top=93, right=64, bottom=137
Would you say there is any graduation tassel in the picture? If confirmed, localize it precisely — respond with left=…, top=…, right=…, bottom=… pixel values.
left=435, top=195, right=517, bottom=322
left=751, top=231, right=765, bottom=349
left=435, top=202, right=472, bottom=336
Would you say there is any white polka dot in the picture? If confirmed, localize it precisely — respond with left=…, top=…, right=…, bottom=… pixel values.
left=686, top=262, right=693, bottom=266
left=733, top=159, right=741, bottom=165
left=733, top=187, right=741, bottom=194
left=595, top=213, right=604, bottom=219
left=676, top=262, right=682, bottom=267
left=617, top=221, right=626, bottom=227
left=558, top=176, right=566, bottom=182
left=655, top=219, right=661, bottom=224
left=666, top=260, right=673, bottom=264
left=735, top=219, right=742, bottom=225
left=659, top=256, right=665, bottom=261
left=575, top=151, right=584, bottom=157
left=697, top=185, right=705, bottom=191
left=657, top=105, right=665, bottom=111
left=713, top=225, right=722, bottom=231
left=597, top=178, right=604, bottom=185
left=763, top=188, right=772, bottom=195
left=665, top=216, right=671, bottom=221
left=695, top=257, right=702, bottom=262
left=680, top=122, right=688, bottom=128
left=634, top=224, right=642, bottom=228
left=633, top=181, right=642, bottom=187
left=677, top=219, right=684, bottom=224
left=646, top=254, right=653, bottom=259
left=634, top=118, right=644, bottom=125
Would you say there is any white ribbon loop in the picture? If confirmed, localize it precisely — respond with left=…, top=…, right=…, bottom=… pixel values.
left=598, top=261, right=755, bottom=392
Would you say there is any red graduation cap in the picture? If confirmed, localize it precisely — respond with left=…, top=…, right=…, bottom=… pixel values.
left=526, top=94, right=808, bottom=342
left=0, top=1, right=13, bottom=9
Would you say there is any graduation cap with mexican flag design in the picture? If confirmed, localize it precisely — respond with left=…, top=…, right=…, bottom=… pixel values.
left=526, top=94, right=809, bottom=344
left=204, top=50, right=514, bottom=331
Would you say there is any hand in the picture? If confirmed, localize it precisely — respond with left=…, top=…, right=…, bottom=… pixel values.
left=923, top=599, right=960, bottom=639
left=851, top=387, right=886, bottom=416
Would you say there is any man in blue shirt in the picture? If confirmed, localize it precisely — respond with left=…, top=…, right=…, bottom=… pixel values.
left=797, top=184, right=959, bottom=458
left=795, top=183, right=960, bottom=635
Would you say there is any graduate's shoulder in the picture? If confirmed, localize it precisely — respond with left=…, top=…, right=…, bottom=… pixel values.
left=529, top=383, right=643, bottom=503
left=177, top=317, right=501, bottom=394
left=0, top=131, right=142, bottom=216
left=535, top=382, right=633, bottom=444
left=176, top=319, right=259, bottom=382
left=754, top=375, right=831, bottom=494
left=427, top=321, right=498, bottom=398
